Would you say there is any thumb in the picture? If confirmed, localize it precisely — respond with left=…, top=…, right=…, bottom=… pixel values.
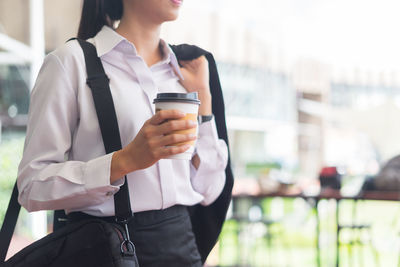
left=177, top=67, right=192, bottom=89
left=170, top=62, right=185, bottom=81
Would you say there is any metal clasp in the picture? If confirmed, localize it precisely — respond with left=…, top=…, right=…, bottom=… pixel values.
left=118, top=220, right=136, bottom=256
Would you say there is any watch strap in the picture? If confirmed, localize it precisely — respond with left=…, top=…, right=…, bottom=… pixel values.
left=198, top=115, right=214, bottom=124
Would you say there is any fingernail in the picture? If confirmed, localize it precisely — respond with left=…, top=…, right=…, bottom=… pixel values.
left=188, top=134, right=196, bottom=139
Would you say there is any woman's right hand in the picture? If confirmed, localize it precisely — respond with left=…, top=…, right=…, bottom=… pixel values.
left=110, top=109, right=197, bottom=183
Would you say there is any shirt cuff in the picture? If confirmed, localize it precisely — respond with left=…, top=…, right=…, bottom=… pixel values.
left=198, top=117, right=220, bottom=144
left=83, top=152, right=121, bottom=197
left=191, top=118, right=228, bottom=205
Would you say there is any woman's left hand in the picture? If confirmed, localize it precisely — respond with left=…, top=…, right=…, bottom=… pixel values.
left=177, top=56, right=212, bottom=115
left=175, top=56, right=212, bottom=169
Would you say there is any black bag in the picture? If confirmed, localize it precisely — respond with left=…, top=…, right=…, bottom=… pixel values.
left=0, top=39, right=139, bottom=267
left=3, top=218, right=137, bottom=267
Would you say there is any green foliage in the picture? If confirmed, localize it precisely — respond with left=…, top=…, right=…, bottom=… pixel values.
left=245, top=161, right=282, bottom=176
left=219, top=199, right=400, bottom=266
left=0, top=134, right=25, bottom=223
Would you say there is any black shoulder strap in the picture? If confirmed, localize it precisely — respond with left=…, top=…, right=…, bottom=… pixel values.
left=75, top=38, right=133, bottom=222
left=0, top=183, right=20, bottom=262
left=54, top=39, right=134, bottom=225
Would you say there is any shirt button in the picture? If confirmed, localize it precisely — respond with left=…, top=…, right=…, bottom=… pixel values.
left=106, top=191, right=114, bottom=196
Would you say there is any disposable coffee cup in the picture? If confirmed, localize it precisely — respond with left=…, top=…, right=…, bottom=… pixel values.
left=153, top=92, right=201, bottom=160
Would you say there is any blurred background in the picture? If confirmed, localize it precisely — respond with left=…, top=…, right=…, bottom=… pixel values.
left=2, top=0, right=400, bottom=266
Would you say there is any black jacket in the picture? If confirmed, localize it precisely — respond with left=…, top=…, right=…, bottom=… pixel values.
left=171, top=44, right=234, bottom=263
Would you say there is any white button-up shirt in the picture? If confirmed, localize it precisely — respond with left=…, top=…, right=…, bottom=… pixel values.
left=17, top=26, right=228, bottom=217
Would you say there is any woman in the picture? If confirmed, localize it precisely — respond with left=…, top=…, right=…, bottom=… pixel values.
left=17, top=0, right=230, bottom=266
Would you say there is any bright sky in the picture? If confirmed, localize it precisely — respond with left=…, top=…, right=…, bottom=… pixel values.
left=187, top=0, right=400, bottom=71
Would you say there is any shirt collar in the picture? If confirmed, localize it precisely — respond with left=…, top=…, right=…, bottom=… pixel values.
left=94, top=26, right=183, bottom=80
left=93, top=26, right=126, bottom=57
left=159, top=39, right=184, bottom=80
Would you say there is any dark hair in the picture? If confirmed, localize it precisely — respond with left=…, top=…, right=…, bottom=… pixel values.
left=78, top=0, right=123, bottom=40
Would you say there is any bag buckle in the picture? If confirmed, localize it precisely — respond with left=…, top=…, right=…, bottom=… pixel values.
left=117, top=219, right=136, bottom=256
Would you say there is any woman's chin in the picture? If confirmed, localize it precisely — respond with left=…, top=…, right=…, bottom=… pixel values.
left=159, top=11, right=180, bottom=23
left=167, top=14, right=180, bottom=22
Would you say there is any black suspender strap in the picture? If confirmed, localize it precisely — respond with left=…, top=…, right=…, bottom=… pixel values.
left=76, top=39, right=133, bottom=222
left=0, top=183, right=20, bottom=262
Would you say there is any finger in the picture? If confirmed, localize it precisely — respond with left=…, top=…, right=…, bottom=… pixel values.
left=181, top=56, right=206, bottom=68
left=158, top=133, right=197, bottom=147
left=178, top=66, right=190, bottom=78
left=170, top=63, right=184, bottom=81
left=177, top=68, right=191, bottom=88
left=149, top=109, right=186, bottom=125
left=159, top=144, right=192, bottom=158
left=178, top=67, right=198, bottom=92
left=179, top=60, right=199, bottom=72
left=198, top=55, right=207, bottom=63
left=157, top=119, right=197, bottom=135
left=179, top=60, right=190, bottom=67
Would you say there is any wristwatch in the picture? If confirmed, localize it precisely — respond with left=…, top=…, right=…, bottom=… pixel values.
left=198, top=115, right=214, bottom=124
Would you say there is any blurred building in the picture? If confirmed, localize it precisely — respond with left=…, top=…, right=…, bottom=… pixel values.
left=0, top=0, right=80, bottom=128
left=0, top=0, right=81, bottom=52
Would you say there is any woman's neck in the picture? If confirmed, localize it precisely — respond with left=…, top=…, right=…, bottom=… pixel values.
left=116, top=14, right=163, bottom=67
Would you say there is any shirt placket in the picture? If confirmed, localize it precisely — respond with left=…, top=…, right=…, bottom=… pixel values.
left=128, top=56, right=177, bottom=209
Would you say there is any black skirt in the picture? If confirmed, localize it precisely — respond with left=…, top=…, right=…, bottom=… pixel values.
left=68, top=205, right=202, bottom=267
